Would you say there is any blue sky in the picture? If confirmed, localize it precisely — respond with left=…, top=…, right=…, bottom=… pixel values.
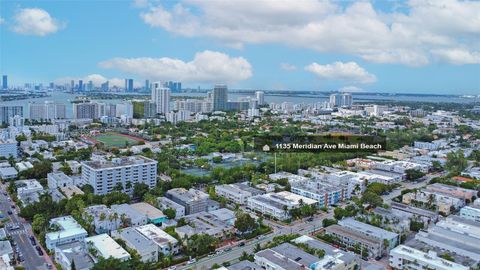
left=1, top=0, right=479, bottom=94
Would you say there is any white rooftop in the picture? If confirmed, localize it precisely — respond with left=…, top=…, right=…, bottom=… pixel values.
left=86, top=234, right=130, bottom=260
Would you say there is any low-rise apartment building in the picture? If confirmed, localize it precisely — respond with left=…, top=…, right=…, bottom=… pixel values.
left=111, top=227, right=158, bottom=263
left=247, top=191, right=318, bottom=220
left=389, top=245, right=469, bottom=270
left=46, top=216, right=88, bottom=250
left=324, top=225, right=383, bottom=259
left=135, top=224, right=179, bottom=255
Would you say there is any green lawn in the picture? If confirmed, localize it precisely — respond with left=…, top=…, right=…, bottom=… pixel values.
left=94, top=133, right=140, bottom=147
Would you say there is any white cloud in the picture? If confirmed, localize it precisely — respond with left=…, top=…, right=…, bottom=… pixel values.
left=280, top=63, right=297, bottom=71
left=55, top=74, right=128, bottom=88
left=431, top=49, right=480, bottom=65
left=99, top=50, right=252, bottom=83
left=138, top=0, right=480, bottom=66
left=11, top=8, right=63, bottom=36
left=305, top=61, right=376, bottom=84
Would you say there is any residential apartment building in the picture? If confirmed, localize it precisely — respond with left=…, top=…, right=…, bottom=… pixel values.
left=86, top=234, right=130, bottom=262
left=111, top=204, right=148, bottom=227
left=29, top=101, right=66, bottom=121
left=389, top=245, right=469, bottom=270
left=84, top=205, right=122, bottom=234
left=338, top=218, right=399, bottom=249
left=247, top=191, right=318, bottom=220
left=460, top=205, right=480, bottom=222
left=0, top=139, right=17, bottom=158
left=166, top=188, right=209, bottom=215
left=45, top=216, right=88, bottom=250
left=255, top=243, right=320, bottom=270
left=47, top=172, right=74, bottom=189
left=324, top=225, right=383, bottom=258
left=82, top=156, right=157, bottom=195
left=293, top=235, right=359, bottom=270
left=111, top=227, right=158, bottom=263
left=54, top=242, right=95, bottom=270
left=135, top=224, right=179, bottom=255
left=291, top=180, right=346, bottom=207
left=0, top=105, right=23, bottom=124
left=414, top=216, right=480, bottom=262
left=215, top=182, right=264, bottom=205
left=175, top=209, right=236, bottom=239
left=157, top=197, right=185, bottom=218
left=425, top=183, right=476, bottom=202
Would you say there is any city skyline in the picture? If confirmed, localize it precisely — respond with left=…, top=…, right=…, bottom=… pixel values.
left=1, top=0, right=480, bottom=94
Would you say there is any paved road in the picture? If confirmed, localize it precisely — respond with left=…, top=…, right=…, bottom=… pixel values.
left=0, top=183, right=54, bottom=270
left=179, top=211, right=332, bottom=270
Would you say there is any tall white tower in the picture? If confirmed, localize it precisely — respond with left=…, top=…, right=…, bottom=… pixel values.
left=151, top=82, right=171, bottom=115
left=255, top=91, right=265, bottom=106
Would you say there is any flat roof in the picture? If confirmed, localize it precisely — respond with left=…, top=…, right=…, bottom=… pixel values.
left=135, top=224, right=177, bottom=246
left=293, top=235, right=357, bottom=265
left=112, top=227, right=156, bottom=254
left=227, top=260, right=262, bottom=270
left=339, top=217, right=399, bottom=240
left=46, top=216, right=88, bottom=242
left=391, top=245, right=469, bottom=270
left=86, top=234, right=130, bottom=260
left=325, top=225, right=382, bottom=246
left=82, top=156, right=156, bottom=170
left=129, top=202, right=165, bottom=220
left=255, top=249, right=303, bottom=270
left=271, top=243, right=320, bottom=267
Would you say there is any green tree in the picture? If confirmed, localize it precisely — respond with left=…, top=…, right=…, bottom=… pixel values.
left=405, top=169, right=425, bottom=181
left=133, top=183, right=149, bottom=199
left=234, top=211, right=257, bottom=234
left=445, top=150, right=467, bottom=174
left=163, top=208, right=176, bottom=220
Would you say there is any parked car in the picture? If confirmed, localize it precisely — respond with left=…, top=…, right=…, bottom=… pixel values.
left=29, top=235, right=36, bottom=245
left=36, top=246, right=43, bottom=256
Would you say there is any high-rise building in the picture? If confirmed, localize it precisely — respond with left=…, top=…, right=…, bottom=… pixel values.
left=101, top=81, right=109, bottom=92
left=144, top=80, right=150, bottom=92
left=104, top=103, right=116, bottom=117
left=255, top=91, right=265, bottom=106
left=0, top=105, right=23, bottom=124
left=81, top=156, right=158, bottom=195
left=87, top=80, right=94, bottom=91
left=29, top=101, right=66, bottom=121
left=151, top=83, right=170, bottom=115
left=212, top=84, right=228, bottom=111
left=78, top=80, right=84, bottom=91
left=73, top=102, right=96, bottom=119
left=70, top=80, right=75, bottom=91
left=125, top=79, right=134, bottom=92
left=329, top=94, right=341, bottom=108
left=2, top=75, right=7, bottom=90
left=341, top=93, right=353, bottom=107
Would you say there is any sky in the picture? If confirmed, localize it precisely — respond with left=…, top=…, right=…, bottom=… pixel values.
left=0, top=0, right=479, bottom=94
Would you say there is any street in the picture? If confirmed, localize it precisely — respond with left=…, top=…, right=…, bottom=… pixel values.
left=178, top=211, right=332, bottom=270
left=0, top=182, right=54, bottom=270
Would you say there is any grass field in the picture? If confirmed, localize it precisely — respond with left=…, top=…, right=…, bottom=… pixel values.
left=94, top=133, right=141, bottom=147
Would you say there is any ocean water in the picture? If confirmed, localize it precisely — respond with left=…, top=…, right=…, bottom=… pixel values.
left=1, top=91, right=477, bottom=118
